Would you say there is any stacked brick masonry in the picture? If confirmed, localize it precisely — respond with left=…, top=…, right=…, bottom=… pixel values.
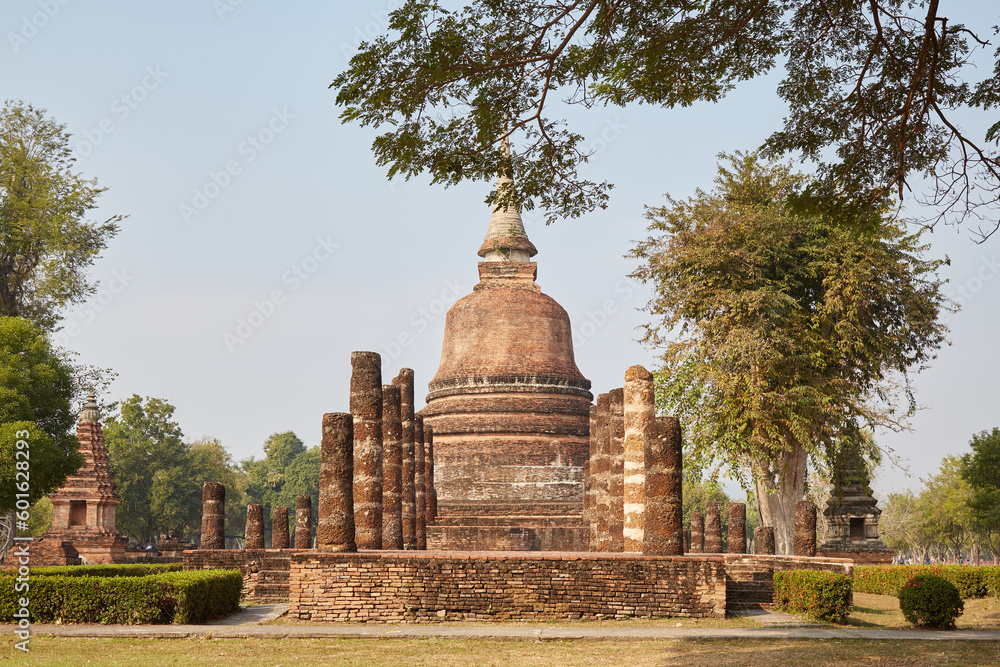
left=290, top=551, right=727, bottom=623
left=184, top=549, right=291, bottom=602
left=723, top=554, right=853, bottom=610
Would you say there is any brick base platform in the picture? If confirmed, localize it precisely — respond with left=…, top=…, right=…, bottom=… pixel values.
left=290, top=551, right=727, bottom=623
left=184, top=550, right=291, bottom=602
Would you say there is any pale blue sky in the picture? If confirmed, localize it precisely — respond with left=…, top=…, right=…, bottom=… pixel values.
left=3, top=1, right=997, bottom=497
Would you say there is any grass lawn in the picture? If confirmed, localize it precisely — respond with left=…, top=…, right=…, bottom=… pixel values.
left=4, top=637, right=1000, bottom=667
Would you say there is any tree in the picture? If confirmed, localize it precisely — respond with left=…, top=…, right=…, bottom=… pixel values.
left=1, top=100, right=122, bottom=331
left=103, top=396, right=192, bottom=544
left=0, top=316, right=83, bottom=512
left=189, top=436, right=248, bottom=540
left=631, top=153, right=948, bottom=553
left=879, top=490, right=934, bottom=563
left=242, top=432, right=317, bottom=541
left=333, top=1, right=1000, bottom=236
left=961, top=427, right=1000, bottom=564
left=918, top=455, right=976, bottom=561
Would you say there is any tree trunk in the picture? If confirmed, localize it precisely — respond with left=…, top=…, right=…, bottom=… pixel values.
left=752, top=442, right=808, bottom=555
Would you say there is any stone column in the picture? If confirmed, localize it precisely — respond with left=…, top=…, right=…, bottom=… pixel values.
left=689, top=512, right=704, bottom=553
left=704, top=501, right=723, bottom=553
left=794, top=500, right=817, bottom=557
left=294, top=495, right=312, bottom=549
left=382, top=384, right=403, bottom=550
left=414, top=415, right=427, bottom=550
left=590, top=393, right=611, bottom=551
left=643, top=416, right=684, bottom=555
left=727, top=503, right=747, bottom=554
left=245, top=504, right=264, bottom=550
left=424, top=424, right=436, bottom=526
left=607, top=387, right=625, bottom=552
left=317, top=412, right=356, bottom=552
left=393, top=369, right=417, bottom=550
left=350, top=351, right=383, bottom=550
left=623, top=365, right=655, bottom=552
left=754, top=526, right=775, bottom=555
left=200, top=481, right=225, bottom=550
left=272, top=506, right=290, bottom=549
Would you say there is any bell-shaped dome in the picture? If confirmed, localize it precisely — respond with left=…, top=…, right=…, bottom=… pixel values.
left=429, top=263, right=589, bottom=399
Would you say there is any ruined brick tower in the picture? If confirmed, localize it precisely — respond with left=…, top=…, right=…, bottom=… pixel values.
left=34, top=394, right=128, bottom=565
left=420, top=154, right=593, bottom=551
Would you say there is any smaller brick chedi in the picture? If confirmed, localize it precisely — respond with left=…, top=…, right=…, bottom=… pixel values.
left=34, top=394, right=128, bottom=565
left=420, top=153, right=593, bottom=551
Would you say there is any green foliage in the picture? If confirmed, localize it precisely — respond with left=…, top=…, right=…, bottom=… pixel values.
left=0, top=100, right=122, bottom=331
left=854, top=565, right=1000, bottom=599
left=917, top=456, right=976, bottom=558
left=104, top=397, right=245, bottom=544
left=961, top=428, right=1000, bottom=550
left=631, top=153, right=947, bottom=547
left=773, top=570, right=853, bottom=624
left=26, top=496, right=52, bottom=536
left=0, top=568, right=240, bottom=624
left=31, top=563, right=182, bottom=578
left=332, top=2, right=999, bottom=231
left=898, top=574, right=964, bottom=629
left=0, top=316, right=83, bottom=511
left=242, top=432, right=318, bottom=539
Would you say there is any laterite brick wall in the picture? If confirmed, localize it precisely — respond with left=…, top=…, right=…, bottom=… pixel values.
left=289, top=551, right=726, bottom=623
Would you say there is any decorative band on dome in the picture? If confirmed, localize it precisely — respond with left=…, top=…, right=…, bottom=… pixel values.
left=427, top=374, right=593, bottom=401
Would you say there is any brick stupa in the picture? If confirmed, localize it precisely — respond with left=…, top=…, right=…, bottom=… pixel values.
left=420, top=153, right=593, bottom=551
left=33, top=394, right=128, bottom=565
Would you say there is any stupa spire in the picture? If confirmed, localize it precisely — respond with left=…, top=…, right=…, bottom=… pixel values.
left=477, top=134, right=538, bottom=262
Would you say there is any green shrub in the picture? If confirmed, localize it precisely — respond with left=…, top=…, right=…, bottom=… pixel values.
left=774, top=570, right=853, bottom=624
left=897, top=574, right=964, bottom=629
left=32, top=563, right=182, bottom=578
left=0, top=568, right=240, bottom=624
left=854, top=565, right=1000, bottom=598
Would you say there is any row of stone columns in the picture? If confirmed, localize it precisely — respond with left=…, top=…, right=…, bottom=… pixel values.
left=684, top=500, right=818, bottom=556
left=201, top=491, right=313, bottom=550
left=587, top=365, right=685, bottom=556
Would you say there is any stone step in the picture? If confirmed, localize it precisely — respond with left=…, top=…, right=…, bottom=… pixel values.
left=257, top=570, right=290, bottom=584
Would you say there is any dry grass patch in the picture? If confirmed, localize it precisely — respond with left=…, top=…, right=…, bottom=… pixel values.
left=267, top=614, right=760, bottom=629
left=4, top=637, right=1000, bottom=667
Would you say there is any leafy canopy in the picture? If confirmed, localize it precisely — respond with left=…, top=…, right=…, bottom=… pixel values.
left=961, top=427, right=1000, bottom=539
left=333, top=1, right=1000, bottom=235
left=0, top=100, right=123, bottom=331
left=0, top=316, right=83, bottom=511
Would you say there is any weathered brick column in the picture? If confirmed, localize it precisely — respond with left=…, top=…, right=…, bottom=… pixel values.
left=793, top=500, right=817, bottom=557
left=689, top=512, right=704, bottom=553
left=295, top=495, right=312, bottom=549
left=727, top=503, right=747, bottom=554
left=381, top=384, right=403, bottom=549
left=318, top=412, right=356, bottom=552
left=590, top=393, right=611, bottom=551
left=754, top=526, right=775, bottom=555
left=245, top=504, right=264, bottom=550
left=424, top=424, right=436, bottom=525
left=623, top=365, right=654, bottom=552
left=393, top=369, right=417, bottom=550
left=272, top=506, right=290, bottom=549
left=704, top=501, right=723, bottom=553
left=608, top=387, right=625, bottom=552
left=414, top=416, right=427, bottom=550
left=200, top=481, right=225, bottom=550
left=350, top=351, right=383, bottom=550
left=643, top=416, right=684, bottom=555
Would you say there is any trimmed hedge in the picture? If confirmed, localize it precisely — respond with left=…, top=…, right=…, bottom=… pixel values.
left=854, top=565, right=1000, bottom=599
left=0, top=568, right=241, bottom=624
left=30, top=563, right=183, bottom=578
left=774, top=570, right=853, bottom=624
